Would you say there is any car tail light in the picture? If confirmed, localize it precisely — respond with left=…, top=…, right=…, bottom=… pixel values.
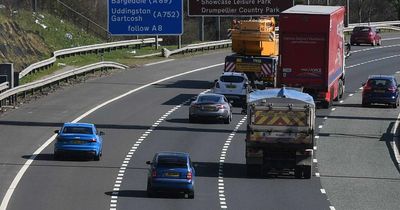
left=88, top=138, right=97, bottom=142
left=363, top=84, right=372, bottom=92
left=186, top=171, right=192, bottom=180
left=152, top=170, right=157, bottom=177
left=215, top=82, right=220, bottom=88
left=388, top=87, right=397, bottom=93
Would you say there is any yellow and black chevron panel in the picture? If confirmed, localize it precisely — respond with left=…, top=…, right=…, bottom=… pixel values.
left=254, top=110, right=307, bottom=126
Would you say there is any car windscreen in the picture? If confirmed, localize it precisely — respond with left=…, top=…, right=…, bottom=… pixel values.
left=353, top=27, right=371, bottom=33
left=197, top=95, right=221, bottom=103
left=157, top=156, right=187, bottom=168
left=220, top=76, right=245, bottom=83
left=62, top=126, right=93, bottom=134
left=367, top=79, right=393, bottom=88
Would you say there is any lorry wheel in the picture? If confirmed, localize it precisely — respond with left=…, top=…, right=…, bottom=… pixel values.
left=294, top=166, right=303, bottom=179
left=303, top=166, right=312, bottom=179
left=338, top=79, right=344, bottom=99
left=247, top=165, right=261, bottom=177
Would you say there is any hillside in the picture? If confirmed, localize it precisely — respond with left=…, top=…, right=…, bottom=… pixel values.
left=0, top=7, right=102, bottom=72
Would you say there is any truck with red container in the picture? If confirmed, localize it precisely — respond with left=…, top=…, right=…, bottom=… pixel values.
left=278, top=5, right=346, bottom=108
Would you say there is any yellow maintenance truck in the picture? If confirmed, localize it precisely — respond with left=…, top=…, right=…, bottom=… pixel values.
left=225, top=17, right=279, bottom=87
left=245, top=87, right=315, bottom=178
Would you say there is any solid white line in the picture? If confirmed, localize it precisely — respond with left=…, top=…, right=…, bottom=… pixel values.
left=391, top=111, right=400, bottom=165
left=143, top=59, right=174, bottom=66
left=350, top=43, right=400, bottom=54
left=346, top=54, right=400, bottom=69
left=0, top=62, right=225, bottom=210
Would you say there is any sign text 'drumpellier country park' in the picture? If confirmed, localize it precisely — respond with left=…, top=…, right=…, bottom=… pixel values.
left=108, top=0, right=183, bottom=36
left=188, top=0, right=294, bottom=16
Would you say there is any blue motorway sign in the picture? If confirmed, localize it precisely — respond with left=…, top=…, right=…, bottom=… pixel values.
left=108, top=0, right=183, bottom=36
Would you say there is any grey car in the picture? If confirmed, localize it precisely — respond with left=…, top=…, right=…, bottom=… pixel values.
left=189, top=93, right=232, bottom=124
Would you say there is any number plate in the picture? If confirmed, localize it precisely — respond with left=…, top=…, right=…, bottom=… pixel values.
left=226, top=84, right=236, bottom=89
left=374, top=90, right=385, bottom=93
left=165, top=172, right=179, bottom=177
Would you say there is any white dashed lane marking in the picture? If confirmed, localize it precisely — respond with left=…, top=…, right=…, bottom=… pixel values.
left=218, top=116, right=247, bottom=209
left=109, top=90, right=211, bottom=210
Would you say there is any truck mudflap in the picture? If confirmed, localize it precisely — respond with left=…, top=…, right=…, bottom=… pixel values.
left=246, top=147, right=313, bottom=179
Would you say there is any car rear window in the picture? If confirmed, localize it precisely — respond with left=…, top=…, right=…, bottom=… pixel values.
left=157, top=156, right=187, bottom=168
left=63, top=126, right=93, bottom=134
left=220, top=76, right=245, bottom=83
left=353, top=27, right=371, bottom=33
left=367, top=79, right=393, bottom=88
left=198, top=95, right=221, bottom=103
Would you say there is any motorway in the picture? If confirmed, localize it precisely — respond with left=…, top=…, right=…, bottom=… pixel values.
left=0, top=33, right=400, bottom=210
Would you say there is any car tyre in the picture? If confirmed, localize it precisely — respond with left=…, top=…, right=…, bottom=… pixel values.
left=377, top=39, right=382, bottom=46
left=147, top=181, right=154, bottom=197
left=371, top=40, right=376, bottom=46
left=362, top=101, right=369, bottom=107
left=94, top=153, right=100, bottom=161
left=223, top=113, right=232, bottom=124
left=54, top=152, right=61, bottom=160
left=189, top=115, right=196, bottom=123
left=188, top=190, right=194, bottom=199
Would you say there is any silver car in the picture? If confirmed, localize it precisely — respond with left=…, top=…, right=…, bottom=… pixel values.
left=189, top=93, right=232, bottom=124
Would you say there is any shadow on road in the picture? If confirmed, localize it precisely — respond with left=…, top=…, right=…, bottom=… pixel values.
left=380, top=122, right=400, bottom=173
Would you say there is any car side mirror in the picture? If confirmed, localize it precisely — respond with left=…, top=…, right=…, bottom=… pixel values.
left=99, top=131, right=105, bottom=136
left=146, top=161, right=151, bottom=165
left=362, top=82, right=366, bottom=86
left=54, top=130, right=59, bottom=134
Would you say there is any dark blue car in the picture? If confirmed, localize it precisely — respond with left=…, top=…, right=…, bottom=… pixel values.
left=54, top=123, right=104, bottom=160
left=362, top=75, right=400, bottom=108
left=146, top=152, right=195, bottom=198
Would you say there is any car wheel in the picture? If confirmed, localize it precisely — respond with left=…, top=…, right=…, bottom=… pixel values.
left=188, top=190, right=194, bottom=199
left=377, top=39, right=382, bottom=46
left=147, top=181, right=154, bottom=197
left=94, top=152, right=100, bottom=161
left=294, top=166, right=303, bottom=179
left=362, top=100, right=369, bottom=107
left=371, top=40, right=376, bottom=46
left=224, top=113, right=232, bottom=124
left=54, top=152, right=61, bottom=160
left=189, top=115, right=196, bottom=123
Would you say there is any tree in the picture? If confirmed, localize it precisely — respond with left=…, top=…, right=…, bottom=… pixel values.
left=389, top=0, right=400, bottom=19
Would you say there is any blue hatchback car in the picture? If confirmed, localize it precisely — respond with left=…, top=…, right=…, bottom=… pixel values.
left=54, top=123, right=104, bottom=160
left=146, top=152, right=195, bottom=198
left=362, top=75, right=400, bottom=108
